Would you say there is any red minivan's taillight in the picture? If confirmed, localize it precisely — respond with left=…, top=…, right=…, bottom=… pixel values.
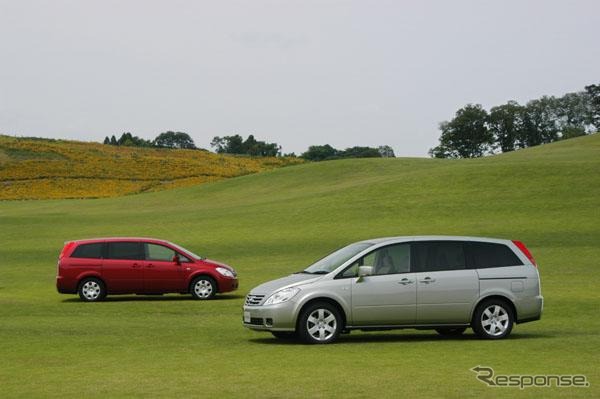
left=512, top=240, right=537, bottom=267
left=59, top=241, right=75, bottom=259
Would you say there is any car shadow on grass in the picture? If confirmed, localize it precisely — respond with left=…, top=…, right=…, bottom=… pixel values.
left=61, top=294, right=244, bottom=303
left=248, top=331, right=553, bottom=345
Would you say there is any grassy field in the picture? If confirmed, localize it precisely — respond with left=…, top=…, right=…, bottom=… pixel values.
left=0, top=135, right=301, bottom=200
left=1, top=134, right=599, bottom=398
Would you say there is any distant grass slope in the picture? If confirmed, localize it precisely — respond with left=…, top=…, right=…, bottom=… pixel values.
left=0, top=134, right=599, bottom=398
left=0, top=135, right=302, bottom=199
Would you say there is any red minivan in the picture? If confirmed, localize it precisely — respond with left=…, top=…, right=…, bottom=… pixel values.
left=56, top=238, right=238, bottom=301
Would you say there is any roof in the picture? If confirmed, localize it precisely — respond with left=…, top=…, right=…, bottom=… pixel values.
left=357, top=235, right=513, bottom=245
left=66, top=237, right=172, bottom=245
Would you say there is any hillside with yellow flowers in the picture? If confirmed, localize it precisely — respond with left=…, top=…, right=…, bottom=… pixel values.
left=0, top=135, right=302, bottom=200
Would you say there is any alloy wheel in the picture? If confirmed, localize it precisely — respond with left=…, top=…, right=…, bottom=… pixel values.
left=481, top=304, right=509, bottom=336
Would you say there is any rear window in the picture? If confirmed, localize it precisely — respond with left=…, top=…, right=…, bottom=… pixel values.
left=71, top=243, right=104, bottom=259
left=466, top=242, right=523, bottom=268
left=106, top=242, right=145, bottom=260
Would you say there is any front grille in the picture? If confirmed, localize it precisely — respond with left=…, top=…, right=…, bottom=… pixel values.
left=244, top=317, right=263, bottom=325
left=245, top=294, right=265, bottom=306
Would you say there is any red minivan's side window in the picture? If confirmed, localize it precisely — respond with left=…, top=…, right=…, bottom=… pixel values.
left=71, top=243, right=104, bottom=259
left=106, top=242, right=145, bottom=260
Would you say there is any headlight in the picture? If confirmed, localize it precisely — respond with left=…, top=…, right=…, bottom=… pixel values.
left=216, top=267, right=235, bottom=278
left=263, top=287, right=300, bottom=306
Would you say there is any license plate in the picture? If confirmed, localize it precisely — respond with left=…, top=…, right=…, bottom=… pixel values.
left=243, top=311, right=251, bottom=323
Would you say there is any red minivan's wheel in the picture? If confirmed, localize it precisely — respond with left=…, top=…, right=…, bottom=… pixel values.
left=190, top=276, right=217, bottom=300
left=78, top=277, right=106, bottom=302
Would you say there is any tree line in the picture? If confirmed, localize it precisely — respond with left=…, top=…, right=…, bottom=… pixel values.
left=300, top=144, right=395, bottom=161
left=104, top=131, right=395, bottom=161
left=210, top=135, right=395, bottom=160
left=104, top=131, right=197, bottom=149
left=430, top=83, right=600, bottom=158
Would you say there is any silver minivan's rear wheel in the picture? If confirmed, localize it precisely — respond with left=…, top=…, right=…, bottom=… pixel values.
left=190, top=276, right=216, bottom=300
left=78, top=277, right=106, bottom=302
left=472, top=299, right=514, bottom=339
left=298, top=302, right=342, bottom=344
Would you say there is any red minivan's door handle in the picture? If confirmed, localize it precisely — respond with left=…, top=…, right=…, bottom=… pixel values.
left=132, top=263, right=141, bottom=269
left=146, top=263, right=154, bottom=268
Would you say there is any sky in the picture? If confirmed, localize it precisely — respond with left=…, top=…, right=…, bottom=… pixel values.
left=1, top=1, right=598, bottom=157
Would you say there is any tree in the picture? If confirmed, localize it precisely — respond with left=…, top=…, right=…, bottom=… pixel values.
left=378, top=145, right=395, bottom=158
left=211, top=134, right=280, bottom=156
left=488, top=101, right=524, bottom=152
left=520, top=97, right=560, bottom=147
left=110, top=135, right=118, bottom=145
left=556, top=92, right=591, bottom=130
left=211, top=135, right=244, bottom=154
left=301, top=144, right=339, bottom=161
left=103, top=136, right=110, bottom=145
left=429, top=104, right=492, bottom=158
left=584, top=83, right=600, bottom=129
left=154, top=131, right=196, bottom=149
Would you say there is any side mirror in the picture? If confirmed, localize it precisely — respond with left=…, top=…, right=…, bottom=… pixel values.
left=356, top=265, right=373, bottom=282
left=172, top=255, right=181, bottom=265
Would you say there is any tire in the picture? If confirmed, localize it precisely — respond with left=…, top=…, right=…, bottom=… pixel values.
left=472, top=299, right=514, bottom=339
left=78, top=277, right=106, bottom=302
left=298, top=302, right=342, bottom=344
left=271, top=331, right=297, bottom=340
left=190, top=276, right=217, bottom=300
left=435, top=327, right=467, bottom=336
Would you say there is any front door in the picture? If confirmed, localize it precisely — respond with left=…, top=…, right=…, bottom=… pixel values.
left=143, top=243, right=185, bottom=293
left=347, top=243, right=416, bottom=325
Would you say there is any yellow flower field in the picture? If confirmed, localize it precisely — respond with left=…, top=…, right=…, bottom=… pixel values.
left=0, top=135, right=303, bottom=200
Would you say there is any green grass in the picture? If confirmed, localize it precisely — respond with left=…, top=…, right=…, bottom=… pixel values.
left=1, top=134, right=599, bottom=398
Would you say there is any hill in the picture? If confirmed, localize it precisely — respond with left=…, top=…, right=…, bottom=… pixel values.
left=0, top=134, right=599, bottom=398
left=0, top=135, right=302, bottom=200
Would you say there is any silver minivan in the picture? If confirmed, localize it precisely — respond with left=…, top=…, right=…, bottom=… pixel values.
left=243, top=236, right=543, bottom=344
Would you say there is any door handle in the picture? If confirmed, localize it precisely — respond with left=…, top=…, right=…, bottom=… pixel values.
left=146, top=264, right=154, bottom=268
left=398, top=278, right=414, bottom=285
left=132, top=263, right=140, bottom=269
left=419, top=277, right=436, bottom=284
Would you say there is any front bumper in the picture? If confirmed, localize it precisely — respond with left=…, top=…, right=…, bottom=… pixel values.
left=242, top=301, right=298, bottom=332
left=219, top=278, right=239, bottom=293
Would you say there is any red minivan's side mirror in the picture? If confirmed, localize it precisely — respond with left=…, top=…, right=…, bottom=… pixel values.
left=172, top=255, right=181, bottom=265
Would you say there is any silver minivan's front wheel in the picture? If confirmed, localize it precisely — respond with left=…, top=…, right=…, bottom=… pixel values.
left=190, top=276, right=216, bottom=300
left=472, top=299, right=514, bottom=339
left=298, top=302, right=342, bottom=344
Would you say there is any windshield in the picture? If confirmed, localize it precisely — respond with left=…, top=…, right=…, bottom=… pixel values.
left=302, top=242, right=372, bottom=274
left=170, top=243, right=204, bottom=260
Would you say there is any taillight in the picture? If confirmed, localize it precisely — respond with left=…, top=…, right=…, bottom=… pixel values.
left=59, top=241, right=75, bottom=259
left=512, top=240, right=537, bottom=267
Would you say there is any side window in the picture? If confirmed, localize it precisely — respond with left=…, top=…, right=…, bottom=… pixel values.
left=146, top=243, right=177, bottom=262
left=106, top=242, right=145, bottom=260
left=71, top=243, right=103, bottom=259
left=412, top=241, right=465, bottom=272
left=466, top=242, right=523, bottom=268
left=340, top=243, right=410, bottom=277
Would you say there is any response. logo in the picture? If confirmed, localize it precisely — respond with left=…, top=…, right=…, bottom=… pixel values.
left=470, top=366, right=590, bottom=389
